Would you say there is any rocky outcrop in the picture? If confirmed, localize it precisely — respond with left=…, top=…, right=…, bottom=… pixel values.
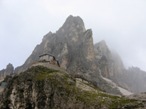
left=0, top=70, right=5, bottom=80
left=95, top=40, right=146, bottom=93
left=0, top=63, right=14, bottom=80
left=119, top=67, right=146, bottom=93
left=0, top=66, right=145, bottom=109
left=5, top=63, right=14, bottom=76
left=94, top=40, right=124, bottom=80
left=0, top=64, right=14, bottom=95
left=15, top=15, right=96, bottom=76
left=128, top=92, right=146, bottom=101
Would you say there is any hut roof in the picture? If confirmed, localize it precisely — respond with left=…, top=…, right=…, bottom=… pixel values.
left=39, top=53, right=54, bottom=58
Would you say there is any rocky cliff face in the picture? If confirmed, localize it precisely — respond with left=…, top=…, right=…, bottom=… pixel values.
left=0, top=63, right=14, bottom=80
left=1, top=15, right=145, bottom=94
left=94, top=40, right=124, bottom=80
left=95, top=40, right=146, bottom=93
left=0, top=70, right=5, bottom=80
left=13, top=15, right=123, bottom=94
left=15, top=15, right=96, bottom=76
left=0, top=66, right=145, bottom=109
left=1, top=15, right=146, bottom=108
left=119, top=67, right=146, bottom=93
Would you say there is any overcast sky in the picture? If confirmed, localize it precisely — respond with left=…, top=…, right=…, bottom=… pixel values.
left=0, top=0, right=146, bottom=71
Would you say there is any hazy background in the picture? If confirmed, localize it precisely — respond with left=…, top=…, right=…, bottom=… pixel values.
left=0, top=0, right=146, bottom=71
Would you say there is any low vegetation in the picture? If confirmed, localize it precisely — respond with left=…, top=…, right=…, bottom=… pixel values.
left=0, top=66, right=145, bottom=109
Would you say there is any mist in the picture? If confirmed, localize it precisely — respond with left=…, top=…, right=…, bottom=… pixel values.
left=0, top=0, right=146, bottom=71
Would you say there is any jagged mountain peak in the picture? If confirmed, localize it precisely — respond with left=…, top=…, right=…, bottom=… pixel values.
left=95, top=40, right=109, bottom=52
left=13, top=16, right=123, bottom=94
left=6, top=63, right=13, bottom=69
left=15, top=15, right=95, bottom=75
left=58, top=15, right=86, bottom=33
left=0, top=63, right=14, bottom=79
left=1, top=15, right=146, bottom=97
left=65, top=15, right=85, bottom=27
left=94, top=40, right=111, bottom=60
left=96, top=40, right=106, bottom=45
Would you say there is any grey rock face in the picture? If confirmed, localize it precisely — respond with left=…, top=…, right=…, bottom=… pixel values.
left=0, top=70, right=5, bottom=80
left=95, top=40, right=111, bottom=60
left=5, top=63, right=14, bottom=76
left=15, top=15, right=97, bottom=77
left=94, top=40, right=124, bottom=79
left=119, top=67, right=146, bottom=93
left=13, top=15, right=121, bottom=94
left=95, top=40, right=146, bottom=93
left=0, top=63, right=14, bottom=80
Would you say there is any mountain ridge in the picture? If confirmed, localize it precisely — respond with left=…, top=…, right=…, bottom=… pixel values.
left=11, top=15, right=122, bottom=94
left=0, top=15, right=146, bottom=94
left=1, top=66, right=145, bottom=109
